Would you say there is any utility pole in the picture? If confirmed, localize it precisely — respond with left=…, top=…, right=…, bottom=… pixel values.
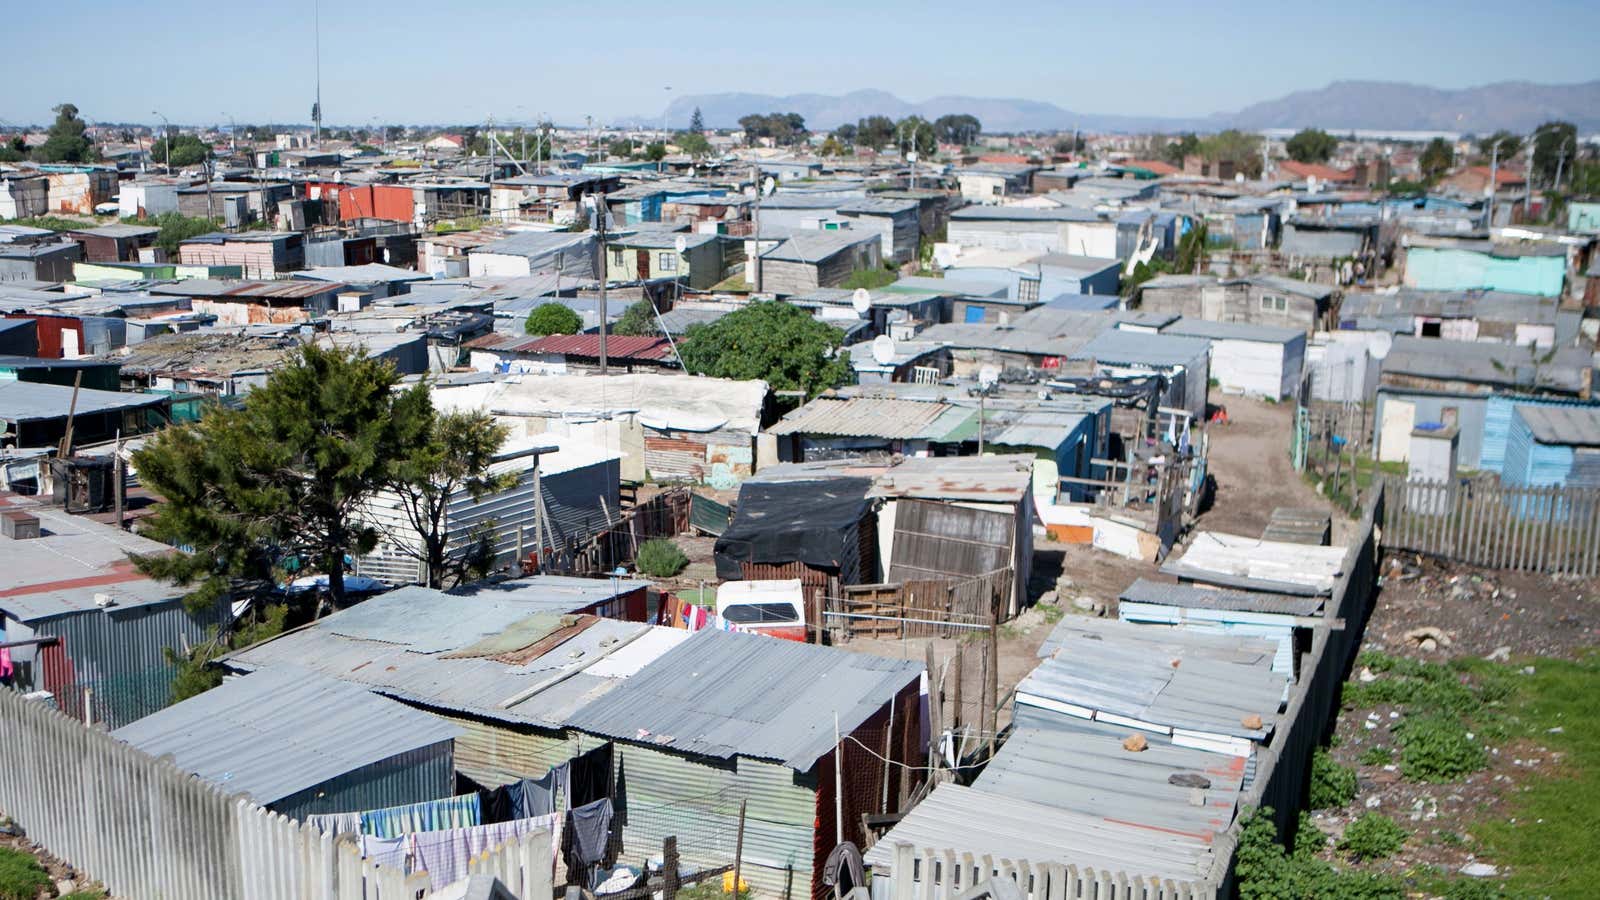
left=751, top=165, right=764, bottom=293
left=312, top=0, right=322, bottom=146
left=597, top=192, right=609, bottom=374
left=1486, top=142, right=1499, bottom=228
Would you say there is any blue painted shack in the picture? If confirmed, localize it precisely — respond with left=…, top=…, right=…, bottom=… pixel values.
left=1403, top=236, right=1567, bottom=297
left=1502, top=405, right=1600, bottom=489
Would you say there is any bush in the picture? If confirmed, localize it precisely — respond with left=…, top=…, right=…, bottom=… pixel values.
left=1338, top=813, right=1407, bottom=861
left=635, top=538, right=688, bottom=578
left=841, top=267, right=897, bottom=290
left=1358, top=745, right=1393, bottom=766
left=1235, top=807, right=1403, bottom=900
left=0, top=847, right=51, bottom=900
left=523, top=303, right=583, bottom=336
left=1395, top=712, right=1488, bottom=782
left=1309, top=748, right=1358, bottom=809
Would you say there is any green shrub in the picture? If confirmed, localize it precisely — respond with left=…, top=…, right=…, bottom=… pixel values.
left=635, top=538, right=689, bottom=578
left=0, top=847, right=51, bottom=900
left=1235, top=807, right=1404, bottom=900
left=1358, top=745, right=1393, bottom=766
left=1309, top=748, right=1358, bottom=809
left=523, top=303, right=583, bottom=336
left=1339, top=813, right=1407, bottom=861
left=1395, top=712, right=1488, bottom=781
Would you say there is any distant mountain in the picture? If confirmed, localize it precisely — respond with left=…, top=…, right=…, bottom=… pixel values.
left=660, top=81, right=1600, bottom=135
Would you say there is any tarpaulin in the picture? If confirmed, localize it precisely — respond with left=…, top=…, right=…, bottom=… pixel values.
left=713, top=477, right=872, bottom=580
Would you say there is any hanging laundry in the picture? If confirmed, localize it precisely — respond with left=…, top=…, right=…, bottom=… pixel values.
left=360, top=834, right=411, bottom=872
left=305, top=811, right=362, bottom=836
left=518, top=763, right=568, bottom=819
left=567, top=742, right=614, bottom=809
left=565, top=798, right=615, bottom=868
left=409, top=812, right=562, bottom=890
left=361, top=793, right=482, bottom=839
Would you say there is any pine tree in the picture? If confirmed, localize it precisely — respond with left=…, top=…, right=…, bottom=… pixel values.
left=130, top=344, right=432, bottom=612
left=37, top=103, right=92, bottom=163
left=689, top=107, right=705, bottom=133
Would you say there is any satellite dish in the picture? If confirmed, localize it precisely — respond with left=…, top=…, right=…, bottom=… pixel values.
left=851, top=288, right=872, bottom=314
left=762, top=176, right=776, bottom=196
left=978, top=365, right=1001, bottom=390
left=674, top=235, right=688, bottom=255
left=871, top=334, right=896, bottom=366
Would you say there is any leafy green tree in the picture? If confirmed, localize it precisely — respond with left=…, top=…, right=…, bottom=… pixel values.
left=833, top=123, right=858, bottom=144
left=165, top=604, right=288, bottom=702
left=613, top=300, right=661, bottom=337
left=1161, top=133, right=1201, bottom=165
left=855, top=115, right=895, bottom=151
left=635, top=538, right=688, bottom=577
left=381, top=409, right=516, bottom=588
left=1285, top=128, right=1338, bottom=164
left=1419, top=137, right=1454, bottom=182
left=738, top=112, right=807, bottom=147
left=677, top=131, right=711, bottom=157
left=818, top=136, right=846, bottom=157
left=1530, top=121, right=1577, bottom=186
left=37, top=103, right=92, bottom=163
left=896, top=116, right=936, bottom=156
left=640, top=142, right=668, bottom=162
left=1477, top=130, right=1522, bottom=162
left=151, top=133, right=212, bottom=168
left=688, top=107, right=705, bottom=133
left=1200, top=129, right=1264, bottom=178
left=679, top=300, right=850, bottom=397
left=932, top=113, right=981, bottom=146
left=524, top=303, right=582, bottom=335
left=133, top=211, right=220, bottom=251
left=0, top=137, right=24, bottom=163
left=129, top=344, right=431, bottom=612
left=1054, top=133, right=1086, bottom=155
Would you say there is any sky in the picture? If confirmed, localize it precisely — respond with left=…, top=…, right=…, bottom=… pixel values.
left=3, top=0, right=1597, bottom=129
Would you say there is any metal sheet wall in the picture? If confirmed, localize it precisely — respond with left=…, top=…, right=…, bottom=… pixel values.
left=432, top=712, right=575, bottom=786
left=271, top=740, right=456, bottom=821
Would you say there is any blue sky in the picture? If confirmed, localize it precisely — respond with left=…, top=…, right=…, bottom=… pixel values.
left=3, top=0, right=1595, bottom=128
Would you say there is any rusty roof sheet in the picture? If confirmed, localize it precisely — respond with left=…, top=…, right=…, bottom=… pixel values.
left=220, top=281, right=348, bottom=301
left=465, top=332, right=675, bottom=362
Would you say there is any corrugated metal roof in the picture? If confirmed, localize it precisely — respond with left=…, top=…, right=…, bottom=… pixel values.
left=868, top=454, right=1035, bottom=502
left=767, top=396, right=976, bottom=440
left=976, top=721, right=1247, bottom=839
left=112, top=665, right=460, bottom=805
left=520, top=334, right=676, bottom=362
left=475, top=231, right=594, bottom=259
left=1160, top=531, right=1347, bottom=595
left=1517, top=404, right=1600, bottom=446
left=861, top=782, right=1215, bottom=883
left=0, top=381, right=167, bottom=425
left=565, top=628, right=922, bottom=771
left=1163, top=318, right=1304, bottom=344
left=1118, top=577, right=1323, bottom=617
left=1070, top=328, right=1211, bottom=369
left=0, top=496, right=183, bottom=622
left=1380, top=335, right=1590, bottom=394
left=71, top=224, right=159, bottom=239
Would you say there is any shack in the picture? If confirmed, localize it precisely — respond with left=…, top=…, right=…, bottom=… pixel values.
left=1161, top=318, right=1305, bottom=400
left=1502, top=405, right=1600, bottom=489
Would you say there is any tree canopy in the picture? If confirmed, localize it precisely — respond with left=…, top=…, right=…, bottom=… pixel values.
left=524, top=303, right=582, bottom=335
left=932, top=114, right=981, bottom=146
left=1285, top=128, right=1338, bottom=164
left=613, top=300, right=661, bottom=337
left=129, top=344, right=431, bottom=612
left=151, top=133, right=213, bottom=168
left=896, top=116, right=936, bottom=156
left=739, top=112, right=807, bottom=146
left=1419, top=137, right=1454, bottom=183
left=1199, top=130, right=1264, bottom=179
left=677, top=131, right=711, bottom=157
left=678, top=300, right=851, bottom=397
left=688, top=107, right=705, bottom=133
left=1158, top=133, right=1201, bottom=165
left=1477, top=130, right=1522, bottom=162
left=854, top=115, right=896, bottom=151
left=36, top=103, right=93, bottom=163
left=1531, top=121, right=1577, bottom=186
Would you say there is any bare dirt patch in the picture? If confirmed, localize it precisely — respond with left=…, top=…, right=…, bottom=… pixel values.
left=1196, top=396, right=1353, bottom=544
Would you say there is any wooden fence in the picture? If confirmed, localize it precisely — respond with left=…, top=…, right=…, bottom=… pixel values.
left=1380, top=476, right=1600, bottom=576
left=545, top=487, right=691, bottom=576
left=826, top=569, right=1012, bottom=641
left=877, top=487, right=1388, bottom=900
left=0, top=686, right=553, bottom=900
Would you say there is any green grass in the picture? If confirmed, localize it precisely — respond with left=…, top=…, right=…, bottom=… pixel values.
left=841, top=267, right=898, bottom=290
left=1338, top=812, right=1407, bottom=861
left=0, top=847, right=51, bottom=900
left=1358, top=745, right=1393, bottom=765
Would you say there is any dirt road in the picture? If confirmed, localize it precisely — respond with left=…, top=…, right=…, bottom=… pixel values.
left=1195, top=395, right=1352, bottom=543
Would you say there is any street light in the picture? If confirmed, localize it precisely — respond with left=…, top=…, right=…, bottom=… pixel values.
left=152, top=111, right=171, bottom=174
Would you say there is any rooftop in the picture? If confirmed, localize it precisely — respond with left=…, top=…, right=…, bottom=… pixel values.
left=766, top=396, right=976, bottom=441
left=430, top=372, right=768, bottom=435
left=0, top=493, right=180, bottom=623
left=1517, top=404, right=1600, bottom=447
left=0, top=381, right=167, bottom=425
left=1162, top=318, right=1305, bottom=344
left=111, top=666, right=461, bottom=806
left=1160, top=531, right=1349, bottom=595
left=1380, top=335, right=1591, bottom=394
left=1070, top=328, right=1212, bottom=369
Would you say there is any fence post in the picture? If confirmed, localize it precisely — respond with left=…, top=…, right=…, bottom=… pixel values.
left=663, top=836, right=680, bottom=900
left=733, top=801, right=747, bottom=900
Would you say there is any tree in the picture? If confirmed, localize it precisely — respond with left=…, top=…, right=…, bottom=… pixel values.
left=380, top=409, right=517, bottom=589
left=138, top=211, right=219, bottom=251
left=151, top=133, right=212, bottom=168
left=855, top=116, right=895, bottom=151
left=1419, top=137, right=1454, bottom=183
left=1531, top=121, right=1577, bottom=187
left=130, top=344, right=431, bottom=613
left=738, top=112, right=808, bottom=147
left=36, top=103, right=92, bottom=163
left=833, top=123, right=858, bottom=144
left=818, top=136, right=846, bottom=157
left=1160, top=133, right=1201, bottom=165
left=679, top=301, right=851, bottom=397
left=688, top=107, right=705, bottom=133
left=1054, top=133, right=1085, bottom=155
left=1199, top=129, right=1264, bottom=179
left=677, top=131, right=711, bottom=158
left=640, top=141, right=667, bottom=162
left=524, top=303, right=582, bottom=335
left=613, top=300, right=661, bottom=337
left=1477, top=130, right=1522, bottom=162
left=932, top=114, right=982, bottom=146
left=1285, top=128, right=1338, bottom=164
left=896, top=116, right=936, bottom=156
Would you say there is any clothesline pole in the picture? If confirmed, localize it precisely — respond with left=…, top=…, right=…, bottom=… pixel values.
left=733, top=800, right=746, bottom=900
left=833, top=711, right=843, bottom=848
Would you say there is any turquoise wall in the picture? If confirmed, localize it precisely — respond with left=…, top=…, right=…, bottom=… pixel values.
left=1406, top=247, right=1565, bottom=297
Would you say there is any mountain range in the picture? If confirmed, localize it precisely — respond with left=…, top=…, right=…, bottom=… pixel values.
left=660, top=81, right=1600, bottom=135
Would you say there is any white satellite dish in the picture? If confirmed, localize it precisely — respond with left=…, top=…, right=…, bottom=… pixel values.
left=871, top=334, right=896, bottom=366
left=674, top=235, right=688, bottom=255
left=762, top=176, right=777, bottom=196
left=851, top=288, right=872, bottom=314
left=978, top=365, right=1001, bottom=390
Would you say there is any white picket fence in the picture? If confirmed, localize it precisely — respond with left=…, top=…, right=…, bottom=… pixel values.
left=886, top=843, right=1213, bottom=900
left=0, top=686, right=553, bottom=899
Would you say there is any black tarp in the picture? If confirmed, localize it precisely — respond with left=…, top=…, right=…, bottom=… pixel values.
left=714, top=477, right=873, bottom=581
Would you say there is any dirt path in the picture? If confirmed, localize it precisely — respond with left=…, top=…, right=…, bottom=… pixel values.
left=1195, top=396, right=1353, bottom=544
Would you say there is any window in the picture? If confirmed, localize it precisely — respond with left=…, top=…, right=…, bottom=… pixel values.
left=610, top=248, right=625, bottom=268
left=1018, top=278, right=1040, bottom=302
left=1260, top=294, right=1286, bottom=312
left=991, top=184, right=1003, bottom=197
left=720, top=603, right=802, bottom=625
left=1420, top=320, right=1442, bottom=338
left=657, top=252, right=677, bottom=272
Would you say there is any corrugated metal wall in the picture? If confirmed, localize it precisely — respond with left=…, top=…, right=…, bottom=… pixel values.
left=271, top=740, right=456, bottom=820
left=432, top=712, right=575, bottom=786
left=30, top=600, right=227, bottom=730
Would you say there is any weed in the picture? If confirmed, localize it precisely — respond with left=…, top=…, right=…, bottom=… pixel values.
left=1339, top=813, right=1407, bottom=861
left=1358, top=745, right=1393, bottom=765
left=635, top=538, right=689, bottom=578
left=1235, top=807, right=1404, bottom=900
left=0, top=847, right=50, bottom=900
left=1394, top=713, right=1488, bottom=782
left=1309, top=748, right=1358, bottom=809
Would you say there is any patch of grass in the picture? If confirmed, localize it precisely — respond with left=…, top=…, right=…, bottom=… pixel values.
left=1338, top=812, right=1407, bottom=861
left=1358, top=745, right=1393, bottom=766
left=1394, top=712, right=1488, bottom=782
left=1235, top=807, right=1404, bottom=900
left=1468, top=654, right=1600, bottom=898
left=0, top=847, right=51, bottom=900
left=1039, top=602, right=1064, bottom=624
left=1308, top=748, right=1358, bottom=809
left=841, top=267, right=898, bottom=290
